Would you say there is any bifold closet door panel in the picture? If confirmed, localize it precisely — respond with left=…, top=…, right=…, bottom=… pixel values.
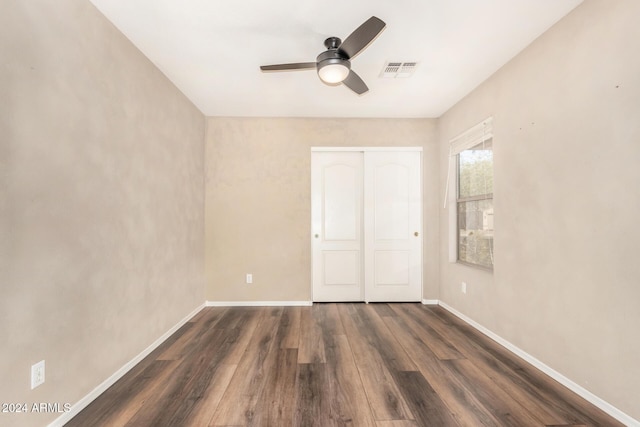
left=311, top=152, right=364, bottom=302
left=364, top=151, right=422, bottom=302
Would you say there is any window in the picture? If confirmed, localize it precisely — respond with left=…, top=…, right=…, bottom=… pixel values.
left=445, top=117, right=494, bottom=270
left=457, top=140, right=493, bottom=269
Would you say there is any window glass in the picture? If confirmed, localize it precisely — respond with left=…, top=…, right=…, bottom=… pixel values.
left=458, top=140, right=493, bottom=199
left=458, top=199, right=493, bottom=268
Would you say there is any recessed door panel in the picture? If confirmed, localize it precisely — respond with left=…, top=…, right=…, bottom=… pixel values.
left=324, top=164, right=358, bottom=241
left=324, top=251, right=359, bottom=286
left=375, top=164, right=410, bottom=240
left=374, top=250, right=410, bottom=286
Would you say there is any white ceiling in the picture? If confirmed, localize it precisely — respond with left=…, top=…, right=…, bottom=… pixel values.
left=89, top=0, right=582, bottom=118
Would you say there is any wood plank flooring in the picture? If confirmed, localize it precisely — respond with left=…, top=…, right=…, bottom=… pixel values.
left=66, top=304, right=623, bottom=427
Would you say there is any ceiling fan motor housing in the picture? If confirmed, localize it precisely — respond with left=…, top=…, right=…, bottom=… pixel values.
left=317, top=36, right=350, bottom=70
left=317, top=37, right=351, bottom=85
left=316, top=50, right=351, bottom=70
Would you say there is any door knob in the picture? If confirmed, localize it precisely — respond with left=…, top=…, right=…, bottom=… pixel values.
left=414, top=232, right=419, bottom=237
left=314, top=234, right=319, bottom=238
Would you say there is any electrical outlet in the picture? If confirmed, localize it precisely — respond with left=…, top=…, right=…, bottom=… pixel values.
left=461, top=282, right=467, bottom=294
left=31, top=360, right=45, bottom=389
left=246, top=273, right=253, bottom=284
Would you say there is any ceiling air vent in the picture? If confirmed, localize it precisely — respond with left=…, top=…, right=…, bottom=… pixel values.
left=380, top=61, right=418, bottom=78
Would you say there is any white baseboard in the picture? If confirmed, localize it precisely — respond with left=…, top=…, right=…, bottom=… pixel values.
left=436, top=300, right=639, bottom=427
left=49, top=303, right=205, bottom=427
left=206, top=300, right=312, bottom=307
left=422, top=299, right=439, bottom=305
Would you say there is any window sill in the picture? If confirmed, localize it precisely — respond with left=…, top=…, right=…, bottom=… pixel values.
left=456, top=260, right=494, bottom=272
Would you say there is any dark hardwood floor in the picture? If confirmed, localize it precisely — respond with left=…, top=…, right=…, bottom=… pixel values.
left=66, top=303, right=623, bottom=426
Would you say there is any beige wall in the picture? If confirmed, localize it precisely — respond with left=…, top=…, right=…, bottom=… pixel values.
left=0, top=1, right=205, bottom=426
left=438, top=0, right=640, bottom=420
left=205, top=118, right=439, bottom=302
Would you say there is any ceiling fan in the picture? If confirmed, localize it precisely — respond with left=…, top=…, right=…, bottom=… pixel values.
left=260, top=16, right=386, bottom=95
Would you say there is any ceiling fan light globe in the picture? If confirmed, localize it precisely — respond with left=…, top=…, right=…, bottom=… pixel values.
left=318, top=63, right=350, bottom=84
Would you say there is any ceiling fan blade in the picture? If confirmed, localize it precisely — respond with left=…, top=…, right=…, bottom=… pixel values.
left=338, top=16, right=386, bottom=59
left=260, top=62, right=317, bottom=72
left=342, top=70, right=368, bottom=95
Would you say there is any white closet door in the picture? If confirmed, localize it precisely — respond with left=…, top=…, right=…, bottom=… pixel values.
left=311, top=152, right=364, bottom=302
left=364, top=151, right=422, bottom=302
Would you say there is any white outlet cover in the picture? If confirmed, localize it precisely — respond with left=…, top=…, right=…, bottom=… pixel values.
left=31, top=360, right=45, bottom=389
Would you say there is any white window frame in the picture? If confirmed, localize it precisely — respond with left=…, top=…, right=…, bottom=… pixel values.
left=445, top=117, right=493, bottom=269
